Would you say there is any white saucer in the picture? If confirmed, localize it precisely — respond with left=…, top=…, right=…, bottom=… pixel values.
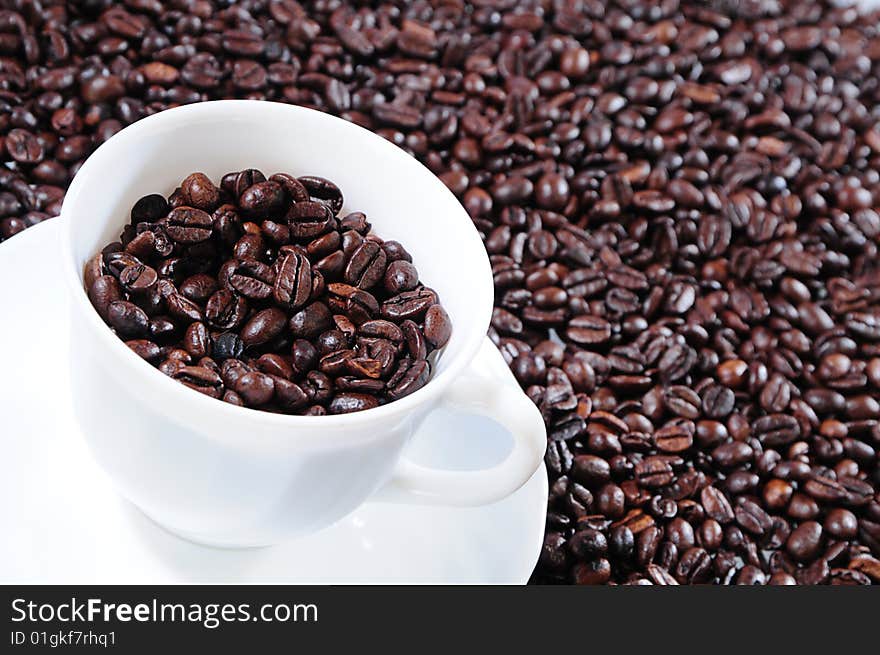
left=0, top=220, right=547, bottom=584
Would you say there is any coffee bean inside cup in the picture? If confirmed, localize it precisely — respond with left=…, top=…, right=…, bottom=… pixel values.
left=85, top=170, right=451, bottom=416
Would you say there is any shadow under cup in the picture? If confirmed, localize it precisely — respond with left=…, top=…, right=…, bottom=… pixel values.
left=61, top=100, right=494, bottom=545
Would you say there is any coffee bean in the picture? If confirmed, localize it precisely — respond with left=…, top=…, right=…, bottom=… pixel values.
left=240, top=308, right=287, bottom=349
left=653, top=423, right=693, bottom=453
left=424, top=305, right=452, bottom=348
left=106, top=300, right=148, bottom=337
left=381, top=288, right=436, bottom=321
left=786, top=521, right=824, bottom=563
left=213, top=332, right=244, bottom=362
left=274, top=251, right=312, bottom=310
left=233, top=371, right=275, bottom=406
left=734, top=499, right=773, bottom=538
left=566, top=315, right=611, bottom=345
left=131, top=194, right=169, bottom=223
left=387, top=358, right=430, bottom=400
left=87, top=275, right=122, bottom=321
left=634, top=457, right=674, bottom=489
left=345, top=241, right=387, bottom=290
left=701, top=384, right=735, bottom=419
left=240, top=181, right=285, bottom=217
left=166, top=207, right=214, bottom=244
left=328, top=392, right=379, bottom=415
left=825, top=509, right=859, bottom=540
left=180, top=173, right=220, bottom=211
left=289, top=302, right=333, bottom=339
left=298, top=175, right=344, bottom=214
left=384, top=260, right=419, bottom=295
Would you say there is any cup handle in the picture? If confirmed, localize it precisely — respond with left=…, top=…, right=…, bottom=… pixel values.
left=375, top=337, right=547, bottom=506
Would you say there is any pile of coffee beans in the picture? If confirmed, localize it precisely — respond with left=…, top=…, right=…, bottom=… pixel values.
left=85, top=170, right=451, bottom=415
left=5, top=0, right=880, bottom=583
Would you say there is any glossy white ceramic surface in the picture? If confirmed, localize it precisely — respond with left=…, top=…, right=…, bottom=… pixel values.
left=59, top=101, right=547, bottom=546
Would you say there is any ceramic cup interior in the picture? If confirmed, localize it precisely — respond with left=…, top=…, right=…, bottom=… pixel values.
left=61, top=100, right=494, bottom=435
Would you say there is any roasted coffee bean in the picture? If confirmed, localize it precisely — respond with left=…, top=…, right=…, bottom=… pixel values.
left=289, top=302, right=333, bottom=339
left=387, top=358, right=430, bottom=400
left=205, top=290, right=248, bottom=331
left=274, top=251, right=312, bottom=310
left=86, top=172, right=449, bottom=418
left=298, top=176, right=343, bottom=214
left=240, top=308, right=287, bottom=350
left=180, top=173, right=220, bottom=211
left=635, top=457, right=674, bottom=489
left=424, top=305, right=452, bottom=348
left=225, top=259, right=275, bottom=300
left=384, top=260, right=419, bottom=295
left=653, top=423, right=693, bottom=454
left=345, top=241, right=387, bottom=290
left=88, top=275, right=122, bottom=321
left=381, top=288, right=436, bottom=321
left=735, top=499, right=773, bottom=538
left=131, top=194, right=169, bottom=223
left=233, top=371, right=275, bottom=406
left=567, top=315, right=611, bottom=345
left=106, top=300, right=148, bottom=337
left=213, top=332, right=244, bottom=362
left=166, top=207, right=213, bottom=244
left=240, top=181, right=285, bottom=218
left=287, top=201, right=335, bottom=239
left=787, top=521, right=824, bottom=563
left=701, top=486, right=735, bottom=524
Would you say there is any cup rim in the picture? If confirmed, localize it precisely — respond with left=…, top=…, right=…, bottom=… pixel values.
left=61, top=100, right=493, bottom=432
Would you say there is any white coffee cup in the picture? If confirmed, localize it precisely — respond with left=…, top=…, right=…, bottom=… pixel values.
left=61, top=100, right=546, bottom=547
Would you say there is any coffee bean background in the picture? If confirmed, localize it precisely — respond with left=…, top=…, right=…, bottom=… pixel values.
left=3, top=0, right=880, bottom=584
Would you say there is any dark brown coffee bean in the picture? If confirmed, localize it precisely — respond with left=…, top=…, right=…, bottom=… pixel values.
left=701, top=486, right=735, bottom=524
left=424, top=304, right=452, bottom=348
left=752, top=414, right=801, bottom=446
left=240, top=308, right=287, bottom=349
left=173, top=365, right=223, bottom=399
left=183, top=322, right=211, bottom=359
left=240, top=181, right=285, bottom=218
left=734, top=499, right=773, bottom=537
left=566, top=315, right=611, bottom=345
left=287, top=201, right=335, bottom=239
left=327, top=392, right=378, bottom=414
left=180, top=172, right=220, bottom=211
left=345, top=240, right=387, bottom=290
left=634, top=457, right=674, bottom=489
left=166, top=207, right=214, bottom=244
left=205, top=290, right=248, bottom=331
left=88, top=275, right=122, bottom=321
left=289, top=301, right=333, bottom=339
left=298, top=175, right=343, bottom=214
left=233, top=371, right=275, bottom=406
left=384, top=260, right=419, bottom=295
left=226, top=259, right=275, bottom=299
left=131, top=194, right=169, bottom=223
left=381, top=288, right=436, bottom=322
left=786, top=521, right=824, bottom=563
left=274, top=251, right=312, bottom=310
left=702, top=384, right=735, bottom=419
left=387, top=359, right=430, bottom=400
left=653, top=423, right=694, bottom=453
left=106, top=300, right=149, bottom=337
